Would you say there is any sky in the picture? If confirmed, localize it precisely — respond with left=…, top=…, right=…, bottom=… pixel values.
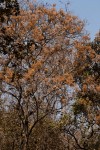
left=39, top=0, right=100, bottom=41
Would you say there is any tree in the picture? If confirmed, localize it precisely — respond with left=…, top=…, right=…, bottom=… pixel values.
left=0, top=1, right=93, bottom=149
left=73, top=31, right=100, bottom=117
left=70, top=31, right=100, bottom=149
left=91, top=31, right=100, bottom=54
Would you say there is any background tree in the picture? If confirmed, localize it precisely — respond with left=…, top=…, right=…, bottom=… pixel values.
left=70, top=31, right=100, bottom=149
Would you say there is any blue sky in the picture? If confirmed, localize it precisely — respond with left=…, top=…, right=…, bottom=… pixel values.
left=39, top=0, right=100, bottom=41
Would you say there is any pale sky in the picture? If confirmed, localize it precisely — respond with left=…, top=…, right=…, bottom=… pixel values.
left=39, top=0, right=100, bottom=41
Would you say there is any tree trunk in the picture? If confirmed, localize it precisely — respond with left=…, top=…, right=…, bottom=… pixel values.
left=23, top=135, right=29, bottom=150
